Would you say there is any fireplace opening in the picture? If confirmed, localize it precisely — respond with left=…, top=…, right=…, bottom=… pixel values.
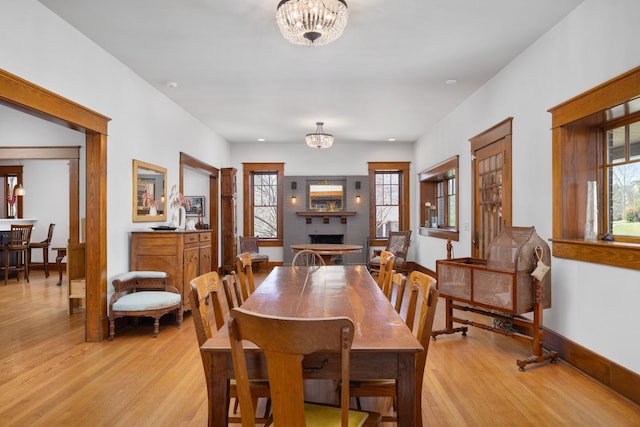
left=309, top=234, right=344, bottom=244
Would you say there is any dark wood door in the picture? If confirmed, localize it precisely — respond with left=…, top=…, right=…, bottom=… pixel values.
left=471, top=119, right=512, bottom=258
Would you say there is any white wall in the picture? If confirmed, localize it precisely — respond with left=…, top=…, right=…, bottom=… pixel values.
left=0, top=1, right=231, bottom=295
left=413, top=0, right=640, bottom=373
left=230, top=141, right=415, bottom=261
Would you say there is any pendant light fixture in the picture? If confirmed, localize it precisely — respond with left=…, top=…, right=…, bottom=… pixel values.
left=276, top=0, right=349, bottom=46
left=305, top=122, right=334, bottom=149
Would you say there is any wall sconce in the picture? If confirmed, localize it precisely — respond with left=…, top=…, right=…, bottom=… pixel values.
left=291, top=181, right=297, bottom=203
left=355, top=181, right=361, bottom=204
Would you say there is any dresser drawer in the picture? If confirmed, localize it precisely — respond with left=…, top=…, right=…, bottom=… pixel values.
left=184, top=233, right=200, bottom=244
left=199, top=232, right=211, bottom=243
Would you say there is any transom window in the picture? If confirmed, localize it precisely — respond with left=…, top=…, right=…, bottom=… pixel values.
left=605, top=117, right=640, bottom=238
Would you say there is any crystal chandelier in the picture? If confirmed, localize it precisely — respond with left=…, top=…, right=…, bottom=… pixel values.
left=275, top=0, right=349, bottom=46
left=306, top=122, right=334, bottom=149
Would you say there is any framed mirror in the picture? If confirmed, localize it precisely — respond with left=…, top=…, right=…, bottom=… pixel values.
left=308, top=183, right=344, bottom=211
left=133, top=159, right=167, bottom=222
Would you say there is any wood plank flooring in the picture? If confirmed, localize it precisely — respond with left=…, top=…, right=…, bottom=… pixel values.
left=0, top=270, right=639, bottom=426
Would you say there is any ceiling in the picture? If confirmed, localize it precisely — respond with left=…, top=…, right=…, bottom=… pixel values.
left=38, top=0, right=583, bottom=145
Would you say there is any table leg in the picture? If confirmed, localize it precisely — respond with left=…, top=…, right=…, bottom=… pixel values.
left=208, top=352, right=230, bottom=426
left=396, top=353, right=418, bottom=427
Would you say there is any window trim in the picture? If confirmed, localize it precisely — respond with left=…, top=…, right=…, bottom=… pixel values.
left=549, top=65, right=640, bottom=270
left=242, top=162, right=284, bottom=247
left=418, top=156, right=459, bottom=241
left=368, top=161, right=411, bottom=247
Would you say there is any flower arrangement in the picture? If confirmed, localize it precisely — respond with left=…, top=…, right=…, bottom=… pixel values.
left=168, top=184, right=192, bottom=210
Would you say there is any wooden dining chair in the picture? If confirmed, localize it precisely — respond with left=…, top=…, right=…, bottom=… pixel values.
left=228, top=307, right=381, bottom=426
left=349, top=271, right=439, bottom=422
left=0, top=224, right=33, bottom=285
left=222, top=272, right=244, bottom=313
left=376, top=250, right=395, bottom=295
left=28, top=223, right=55, bottom=278
left=236, top=252, right=256, bottom=300
left=238, top=236, right=269, bottom=272
left=387, top=271, right=407, bottom=314
left=188, top=272, right=271, bottom=425
left=292, top=249, right=326, bottom=267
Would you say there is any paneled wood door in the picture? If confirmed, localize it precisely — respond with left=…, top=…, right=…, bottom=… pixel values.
left=470, top=118, right=512, bottom=258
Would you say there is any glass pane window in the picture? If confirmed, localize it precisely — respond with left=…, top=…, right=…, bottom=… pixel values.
left=375, top=172, right=401, bottom=238
left=252, top=172, right=278, bottom=238
left=605, top=119, right=640, bottom=238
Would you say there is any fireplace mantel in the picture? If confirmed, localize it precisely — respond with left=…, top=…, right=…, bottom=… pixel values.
left=296, top=211, right=356, bottom=224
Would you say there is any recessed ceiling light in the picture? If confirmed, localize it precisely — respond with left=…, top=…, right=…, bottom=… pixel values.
left=388, top=138, right=396, bottom=142
left=445, top=79, right=457, bottom=85
left=166, top=81, right=178, bottom=89
left=257, top=138, right=266, bottom=142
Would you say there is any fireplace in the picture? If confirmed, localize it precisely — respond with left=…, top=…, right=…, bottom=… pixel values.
left=309, top=234, right=344, bottom=244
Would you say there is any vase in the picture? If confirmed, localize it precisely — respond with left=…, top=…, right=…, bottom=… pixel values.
left=584, top=180, right=598, bottom=241
left=148, top=206, right=157, bottom=216
left=169, top=206, right=187, bottom=229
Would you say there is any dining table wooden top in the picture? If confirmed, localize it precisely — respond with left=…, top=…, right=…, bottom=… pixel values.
left=201, top=265, right=424, bottom=426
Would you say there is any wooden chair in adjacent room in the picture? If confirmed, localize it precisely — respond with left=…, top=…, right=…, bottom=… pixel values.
left=0, top=224, right=33, bottom=285
left=238, top=236, right=269, bottom=272
left=368, top=230, right=412, bottom=275
left=291, top=249, right=326, bottom=267
left=349, top=271, right=439, bottom=423
left=28, top=223, right=55, bottom=278
left=228, top=307, right=381, bottom=426
left=189, top=272, right=271, bottom=424
left=236, top=252, right=256, bottom=301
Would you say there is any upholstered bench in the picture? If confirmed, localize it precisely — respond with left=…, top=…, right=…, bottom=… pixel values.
left=108, top=271, right=182, bottom=340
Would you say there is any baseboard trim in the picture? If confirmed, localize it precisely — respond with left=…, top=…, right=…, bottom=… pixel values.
left=543, top=328, right=640, bottom=405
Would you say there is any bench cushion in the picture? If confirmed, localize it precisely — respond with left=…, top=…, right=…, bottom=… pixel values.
left=112, top=291, right=181, bottom=312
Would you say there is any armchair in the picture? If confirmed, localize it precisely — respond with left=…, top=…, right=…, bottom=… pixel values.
left=238, top=236, right=269, bottom=272
left=368, top=230, right=411, bottom=275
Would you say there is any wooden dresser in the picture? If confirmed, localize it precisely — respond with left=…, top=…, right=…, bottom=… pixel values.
left=130, top=230, right=212, bottom=312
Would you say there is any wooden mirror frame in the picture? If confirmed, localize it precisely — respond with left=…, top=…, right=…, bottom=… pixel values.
left=308, top=182, right=345, bottom=212
left=132, top=159, right=167, bottom=222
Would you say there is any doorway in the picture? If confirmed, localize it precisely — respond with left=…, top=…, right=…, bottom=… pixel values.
left=0, top=68, right=110, bottom=341
left=470, top=118, right=513, bottom=258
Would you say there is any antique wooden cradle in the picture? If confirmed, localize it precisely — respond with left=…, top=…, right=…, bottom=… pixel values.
left=434, top=226, right=558, bottom=369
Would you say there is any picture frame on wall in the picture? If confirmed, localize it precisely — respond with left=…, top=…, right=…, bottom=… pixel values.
left=184, top=196, right=204, bottom=216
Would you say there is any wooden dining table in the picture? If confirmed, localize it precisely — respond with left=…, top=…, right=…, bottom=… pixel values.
left=200, top=265, right=424, bottom=426
left=290, top=243, right=363, bottom=265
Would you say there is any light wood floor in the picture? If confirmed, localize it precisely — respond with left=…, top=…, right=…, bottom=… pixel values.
left=1, top=270, right=639, bottom=426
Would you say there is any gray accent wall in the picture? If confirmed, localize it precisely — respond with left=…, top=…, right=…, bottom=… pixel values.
left=283, top=175, right=369, bottom=265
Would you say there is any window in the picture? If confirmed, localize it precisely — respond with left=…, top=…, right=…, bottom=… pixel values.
left=368, top=162, right=410, bottom=246
left=243, top=163, right=284, bottom=246
left=605, top=118, right=640, bottom=239
left=549, top=66, right=640, bottom=270
left=418, top=156, right=459, bottom=241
